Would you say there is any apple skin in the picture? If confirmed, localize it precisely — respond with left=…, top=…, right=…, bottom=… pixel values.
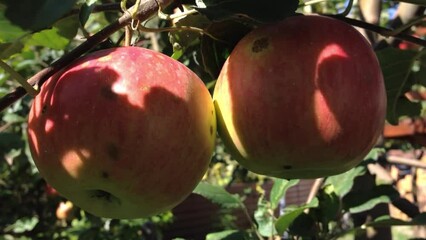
left=28, top=47, right=216, bottom=219
left=213, top=15, right=386, bottom=179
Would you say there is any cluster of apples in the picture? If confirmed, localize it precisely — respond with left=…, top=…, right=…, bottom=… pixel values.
left=27, top=15, right=386, bottom=219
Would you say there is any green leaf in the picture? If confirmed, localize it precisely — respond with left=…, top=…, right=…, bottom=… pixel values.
left=317, top=184, right=340, bottom=223
left=254, top=197, right=276, bottom=237
left=0, top=5, right=29, bottom=42
left=343, top=184, right=399, bottom=213
left=3, top=113, right=25, bottom=123
left=0, top=132, right=24, bottom=155
left=270, top=179, right=299, bottom=209
left=193, top=182, right=242, bottom=208
left=25, top=15, right=79, bottom=50
left=287, top=213, right=316, bottom=238
left=376, top=48, right=419, bottom=124
left=3, top=0, right=78, bottom=31
left=326, top=149, right=381, bottom=197
left=275, top=198, right=319, bottom=235
left=412, top=50, right=426, bottom=86
left=79, top=2, right=96, bottom=28
left=206, top=230, right=253, bottom=240
left=366, top=213, right=426, bottom=227
left=199, top=19, right=251, bottom=79
left=4, top=217, right=39, bottom=233
left=169, top=14, right=210, bottom=53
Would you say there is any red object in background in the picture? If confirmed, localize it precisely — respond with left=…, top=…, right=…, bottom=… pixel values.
left=45, top=183, right=59, bottom=197
left=383, top=90, right=426, bottom=146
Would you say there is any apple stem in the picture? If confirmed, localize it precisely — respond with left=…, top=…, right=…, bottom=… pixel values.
left=124, top=25, right=133, bottom=46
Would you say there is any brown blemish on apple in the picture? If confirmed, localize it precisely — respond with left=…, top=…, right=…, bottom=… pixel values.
left=252, top=37, right=269, bottom=53
left=88, top=189, right=121, bottom=205
left=101, top=171, right=109, bottom=179
left=100, top=85, right=118, bottom=100
left=283, top=165, right=292, bottom=170
left=210, top=125, right=214, bottom=136
left=106, top=143, right=120, bottom=161
left=42, top=105, right=47, bottom=114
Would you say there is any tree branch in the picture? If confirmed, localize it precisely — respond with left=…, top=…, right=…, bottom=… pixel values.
left=326, top=14, right=426, bottom=48
left=0, top=0, right=174, bottom=111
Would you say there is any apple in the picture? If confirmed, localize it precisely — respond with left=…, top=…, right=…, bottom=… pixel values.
left=27, top=46, right=216, bottom=219
left=213, top=15, right=386, bottom=179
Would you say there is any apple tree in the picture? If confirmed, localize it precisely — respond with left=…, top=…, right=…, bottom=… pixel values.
left=1, top=0, right=426, bottom=239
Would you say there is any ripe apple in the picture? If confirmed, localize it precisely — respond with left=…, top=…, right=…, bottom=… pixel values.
left=213, top=15, right=386, bottom=179
left=27, top=46, right=216, bottom=219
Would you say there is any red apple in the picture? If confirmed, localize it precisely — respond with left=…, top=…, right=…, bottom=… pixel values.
left=28, top=47, right=216, bottom=219
left=213, top=15, right=386, bottom=179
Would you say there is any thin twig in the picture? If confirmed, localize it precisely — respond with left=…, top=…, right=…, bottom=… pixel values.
left=240, top=202, right=264, bottom=240
left=338, top=0, right=354, bottom=17
left=327, top=14, right=426, bottom=47
left=387, top=155, right=426, bottom=169
left=390, top=15, right=426, bottom=36
left=306, top=178, right=324, bottom=204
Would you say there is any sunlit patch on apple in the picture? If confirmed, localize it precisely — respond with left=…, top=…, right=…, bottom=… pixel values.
left=112, top=82, right=127, bottom=95
left=317, top=43, right=349, bottom=63
left=81, top=61, right=90, bottom=68
left=98, top=55, right=112, bottom=62
left=141, top=86, right=150, bottom=91
left=62, top=150, right=85, bottom=178
left=79, top=148, right=91, bottom=159
left=313, top=90, right=342, bottom=142
left=44, top=119, right=55, bottom=132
